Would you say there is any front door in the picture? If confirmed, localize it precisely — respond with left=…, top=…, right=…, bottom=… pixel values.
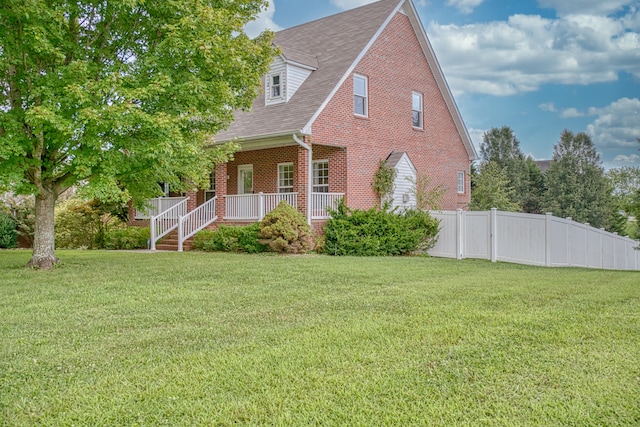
left=238, top=165, right=254, bottom=194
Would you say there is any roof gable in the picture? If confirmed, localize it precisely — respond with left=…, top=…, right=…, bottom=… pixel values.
left=216, top=0, right=477, bottom=161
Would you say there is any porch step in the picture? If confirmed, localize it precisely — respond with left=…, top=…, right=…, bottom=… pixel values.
left=155, top=230, right=196, bottom=251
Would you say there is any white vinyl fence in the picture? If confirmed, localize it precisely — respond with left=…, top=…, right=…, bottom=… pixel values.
left=428, top=209, right=640, bottom=271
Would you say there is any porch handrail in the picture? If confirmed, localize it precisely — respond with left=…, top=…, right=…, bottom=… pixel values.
left=311, top=192, right=344, bottom=219
left=225, top=192, right=298, bottom=221
left=150, top=198, right=188, bottom=250
left=177, top=196, right=218, bottom=251
left=135, top=196, right=187, bottom=220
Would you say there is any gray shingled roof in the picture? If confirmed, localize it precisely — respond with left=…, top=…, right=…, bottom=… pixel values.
left=216, top=0, right=401, bottom=142
left=385, top=151, right=407, bottom=169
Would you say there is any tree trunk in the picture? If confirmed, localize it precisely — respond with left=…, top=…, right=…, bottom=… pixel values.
left=26, top=187, right=59, bottom=269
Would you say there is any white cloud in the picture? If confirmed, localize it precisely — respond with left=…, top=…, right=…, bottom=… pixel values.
left=330, top=0, right=377, bottom=10
left=613, top=154, right=640, bottom=164
left=445, top=0, right=484, bottom=14
left=468, top=127, right=487, bottom=155
left=244, top=1, right=283, bottom=38
left=428, top=9, right=640, bottom=96
left=587, top=98, right=640, bottom=149
left=559, top=108, right=585, bottom=118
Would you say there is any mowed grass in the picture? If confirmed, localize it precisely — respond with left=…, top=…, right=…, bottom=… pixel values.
left=0, top=250, right=638, bottom=426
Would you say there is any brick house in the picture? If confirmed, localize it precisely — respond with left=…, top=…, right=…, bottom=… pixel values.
left=133, top=0, right=477, bottom=250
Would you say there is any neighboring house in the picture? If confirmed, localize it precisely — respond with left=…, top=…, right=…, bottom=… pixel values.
left=131, top=0, right=478, bottom=249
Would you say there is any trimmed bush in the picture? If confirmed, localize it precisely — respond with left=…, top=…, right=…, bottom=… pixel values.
left=104, top=227, right=150, bottom=250
left=259, top=201, right=312, bottom=254
left=323, top=200, right=439, bottom=256
left=0, top=212, right=18, bottom=249
left=193, top=224, right=266, bottom=253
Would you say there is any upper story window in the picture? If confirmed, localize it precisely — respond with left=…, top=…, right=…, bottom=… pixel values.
left=457, top=171, right=465, bottom=194
left=412, top=92, right=423, bottom=128
left=278, top=163, right=294, bottom=193
left=313, top=160, right=329, bottom=193
left=271, top=74, right=282, bottom=98
left=266, top=71, right=285, bottom=106
left=354, top=74, right=368, bottom=117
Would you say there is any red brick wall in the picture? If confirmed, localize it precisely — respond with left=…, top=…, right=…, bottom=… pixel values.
left=311, top=12, right=471, bottom=210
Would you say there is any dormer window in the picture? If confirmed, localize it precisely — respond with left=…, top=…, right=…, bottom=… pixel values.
left=271, top=74, right=281, bottom=98
left=266, top=70, right=286, bottom=106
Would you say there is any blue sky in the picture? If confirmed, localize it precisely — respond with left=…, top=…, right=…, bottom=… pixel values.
left=245, top=0, right=640, bottom=169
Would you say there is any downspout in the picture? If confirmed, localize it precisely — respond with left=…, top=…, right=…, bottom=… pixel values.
left=293, top=133, right=312, bottom=225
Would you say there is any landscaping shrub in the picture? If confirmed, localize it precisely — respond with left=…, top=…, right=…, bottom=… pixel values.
left=193, top=224, right=266, bottom=253
left=55, top=198, right=122, bottom=249
left=259, top=201, right=312, bottom=254
left=322, top=200, right=439, bottom=256
left=0, top=212, right=18, bottom=249
left=104, top=227, right=150, bottom=250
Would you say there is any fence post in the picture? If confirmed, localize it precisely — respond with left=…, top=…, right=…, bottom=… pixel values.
left=566, top=217, right=572, bottom=267
left=150, top=216, right=156, bottom=251
left=490, top=208, right=497, bottom=263
left=456, top=209, right=463, bottom=260
left=258, top=192, right=264, bottom=221
left=177, top=215, right=184, bottom=252
left=545, top=213, right=552, bottom=267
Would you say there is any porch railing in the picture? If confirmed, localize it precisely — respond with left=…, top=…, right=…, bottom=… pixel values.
left=177, top=196, right=218, bottom=252
left=312, top=192, right=344, bottom=219
left=225, top=192, right=298, bottom=221
left=150, top=198, right=188, bottom=250
left=135, top=197, right=187, bottom=220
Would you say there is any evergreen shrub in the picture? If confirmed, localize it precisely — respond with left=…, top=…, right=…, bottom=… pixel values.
left=193, top=224, right=266, bottom=253
left=259, top=201, right=312, bottom=254
left=104, top=227, right=150, bottom=250
left=322, top=200, right=439, bottom=256
left=0, top=212, right=18, bottom=249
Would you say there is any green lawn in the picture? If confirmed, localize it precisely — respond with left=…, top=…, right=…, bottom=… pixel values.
left=1, top=250, right=638, bottom=426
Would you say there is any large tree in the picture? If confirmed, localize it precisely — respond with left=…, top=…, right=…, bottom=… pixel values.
left=543, top=130, right=612, bottom=229
left=470, top=161, right=520, bottom=212
left=479, top=126, right=529, bottom=208
left=0, top=0, right=276, bottom=268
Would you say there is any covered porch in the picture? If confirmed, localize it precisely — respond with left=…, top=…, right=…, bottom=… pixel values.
left=132, top=135, right=346, bottom=250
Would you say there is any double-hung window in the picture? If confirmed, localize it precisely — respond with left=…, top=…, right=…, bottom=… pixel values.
left=313, top=160, right=329, bottom=193
left=412, top=92, right=423, bottom=128
left=271, top=74, right=282, bottom=98
left=457, top=171, right=465, bottom=194
left=205, top=172, right=216, bottom=201
left=354, top=75, right=368, bottom=117
left=278, top=163, right=294, bottom=193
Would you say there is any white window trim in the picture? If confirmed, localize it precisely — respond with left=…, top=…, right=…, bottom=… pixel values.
left=353, top=74, right=368, bottom=117
left=278, top=162, right=294, bottom=193
left=205, top=171, right=216, bottom=201
left=266, top=72, right=285, bottom=105
left=412, top=91, right=423, bottom=129
left=238, top=164, right=254, bottom=194
left=312, top=159, right=329, bottom=193
left=457, top=171, right=465, bottom=194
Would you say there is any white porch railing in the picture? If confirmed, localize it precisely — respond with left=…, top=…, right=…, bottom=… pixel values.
left=225, top=192, right=298, bottom=221
left=135, top=197, right=187, bottom=220
left=177, top=196, right=218, bottom=252
left=150, top=198, right=188, bottom=250
left=312, top=192, right=344, bottom=219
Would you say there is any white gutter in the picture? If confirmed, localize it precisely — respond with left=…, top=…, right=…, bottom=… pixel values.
left=293, top=133, right=312, bottom=225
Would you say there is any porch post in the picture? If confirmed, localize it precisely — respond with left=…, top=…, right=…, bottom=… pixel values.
left=296, top=144, right=310, bottom=224
left=215, top=163, right=228, bottom=221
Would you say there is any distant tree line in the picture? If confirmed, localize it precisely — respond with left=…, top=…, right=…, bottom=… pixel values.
left=471, top=127, right=640, bottom=238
